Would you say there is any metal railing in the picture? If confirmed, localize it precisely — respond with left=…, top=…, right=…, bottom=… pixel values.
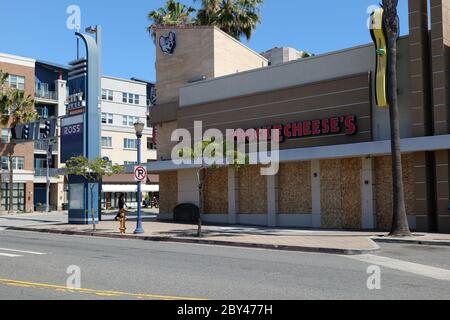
left=34, top=168, right=60, bottom=177
left=35, top=84, right=57, bottom=100
left=34, top=140, right=59, bottom=152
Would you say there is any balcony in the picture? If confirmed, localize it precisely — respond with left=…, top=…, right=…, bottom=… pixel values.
left=34, top=168, right=60, bottom=177
left=34, top=140, right=59, bottom=152
left=35, top=83, right=57, bottom=101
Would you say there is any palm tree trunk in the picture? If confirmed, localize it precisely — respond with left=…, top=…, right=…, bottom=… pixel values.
left=384, top=4, right=411, bottom=237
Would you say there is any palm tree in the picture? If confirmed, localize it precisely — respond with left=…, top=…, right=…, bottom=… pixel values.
left=196, top=0, right=264, bottom=41
left=0, top=70, right=37, bottom=213
left=147, top=0, right=196, bottom=40
left=382, top=0, right=411, bottom=237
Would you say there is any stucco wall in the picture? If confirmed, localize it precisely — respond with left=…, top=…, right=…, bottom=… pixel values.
left=155, top=27, right=215, bottom=104
left=277, top=161, right=312, bottom=214
left=155, top=121, right=178, bottom=161
left=213, top=28, right=267, bottom=78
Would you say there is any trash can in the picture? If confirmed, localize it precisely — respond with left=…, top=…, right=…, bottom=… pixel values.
left=173, top=203, right=200, bottom=223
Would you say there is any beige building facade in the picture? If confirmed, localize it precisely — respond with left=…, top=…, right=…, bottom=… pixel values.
left=149, top=1, right=450, bottom=233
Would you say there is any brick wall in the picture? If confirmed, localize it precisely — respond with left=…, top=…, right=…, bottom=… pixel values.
left=0, top=60, right=35, bottom=212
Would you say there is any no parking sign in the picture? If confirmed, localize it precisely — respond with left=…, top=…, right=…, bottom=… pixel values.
left=134, top=166, right=148, bottom=183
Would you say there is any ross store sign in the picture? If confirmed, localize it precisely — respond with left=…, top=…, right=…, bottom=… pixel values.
left=233, top=115, right=358, bottom=143
left=60, top=114, right=84, bottom=163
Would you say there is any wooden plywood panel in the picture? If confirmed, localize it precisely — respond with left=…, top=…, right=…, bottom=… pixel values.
left=278, top=161, right=312, bottom=214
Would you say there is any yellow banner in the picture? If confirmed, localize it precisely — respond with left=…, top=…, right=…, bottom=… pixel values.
left=370, top=8, right=389, bottom=108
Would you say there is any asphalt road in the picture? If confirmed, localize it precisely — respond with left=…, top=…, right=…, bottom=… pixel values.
left=1, top=229, right=450, bottom=300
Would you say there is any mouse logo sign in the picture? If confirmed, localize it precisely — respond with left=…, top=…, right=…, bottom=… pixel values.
left=159, top=31, right=176, bottom=55
left=134, top=166, right=148, bottom=183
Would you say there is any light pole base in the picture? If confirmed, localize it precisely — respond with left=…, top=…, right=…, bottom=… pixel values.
left=134, top=227, right=145, bottom=235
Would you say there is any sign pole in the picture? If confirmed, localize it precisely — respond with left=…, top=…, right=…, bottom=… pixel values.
left=134, top=135, right=144, bottom=234
left=46, top=141, right=50, bottom=213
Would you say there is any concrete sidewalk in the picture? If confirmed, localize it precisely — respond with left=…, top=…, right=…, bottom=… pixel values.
left=8, top=218, right=383, bottom=255
left=5, top=212, right=450, bottom=254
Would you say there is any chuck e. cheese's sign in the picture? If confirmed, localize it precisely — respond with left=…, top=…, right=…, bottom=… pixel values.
left=233, top=115, right=358, bottom=143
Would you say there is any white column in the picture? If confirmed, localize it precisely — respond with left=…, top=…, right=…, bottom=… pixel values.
left=55, top=79, right=67, bottom=117
left=177, top=169, right=200, bottom=206
left=267, top=174, right=277, bottom=227
left=361, top=157, right=375, bottom=229
left=228, top=168, right=238, bottom=224
left=311, top=160, right=321, bottom=228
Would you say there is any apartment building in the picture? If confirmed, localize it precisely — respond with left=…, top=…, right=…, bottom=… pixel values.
left=0, top=53, right=36, bottom=212
left=33, top=60, right=68, bottom=211
left=1, top=52, right=158, bottom=212
left=100, top=76, right=158, bottom=209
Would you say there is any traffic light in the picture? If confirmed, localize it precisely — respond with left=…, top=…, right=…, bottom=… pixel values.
left=43, top=120, right=51, bottom=139
left=42, top=118, right=56, bottom=140
left=22, top=124, right=30, bottom=140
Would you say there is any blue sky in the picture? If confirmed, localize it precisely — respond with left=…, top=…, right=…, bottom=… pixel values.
left=0, top=0, right=409, bottom=82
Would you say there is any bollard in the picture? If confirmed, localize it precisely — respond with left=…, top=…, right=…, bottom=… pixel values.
left=119, top=209, right=126, bottom=234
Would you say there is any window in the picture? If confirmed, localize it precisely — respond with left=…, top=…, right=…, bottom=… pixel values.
left=1, top=183, right=25, bottom=211
left=101, top=113, right=114, bottom=124
left=1, top=157, right=25, bottom=170
left=101, top=137, right=112, bottom=148
left=1, top=129, right=10, bottom=144
left=147, top=137, right=156, bottom=150
left=69, top=184, right=84, bottom=210
left=122, top=115, right=140, bottom=127
left=101, top=89, right=113, bottom=101
left=122, top=92, right=140, bottom=105
left=123, top=138, right=137, bottom=150
left=6, top=74, right=25, bottom=90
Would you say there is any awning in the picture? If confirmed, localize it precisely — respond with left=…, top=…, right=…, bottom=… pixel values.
left=102, top=184, right=159, bottom=193
left=145, top=134, right=450, bottom=173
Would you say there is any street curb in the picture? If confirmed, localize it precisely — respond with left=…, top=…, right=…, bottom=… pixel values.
left=6, top=227, right=379, bottom=256
left=371, top=237, right=450, bottom=247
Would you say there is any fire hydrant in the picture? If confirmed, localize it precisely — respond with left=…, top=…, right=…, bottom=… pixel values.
left=118, top=209, right=126, bottom=234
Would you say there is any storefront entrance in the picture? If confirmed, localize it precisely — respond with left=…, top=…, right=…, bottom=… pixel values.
left=1, top=183, right=25, bottom=212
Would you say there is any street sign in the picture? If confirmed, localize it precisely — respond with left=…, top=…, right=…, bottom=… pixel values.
left=60, top=114, right=84, bottom=163
left=134, top=166, right=147, bottom=183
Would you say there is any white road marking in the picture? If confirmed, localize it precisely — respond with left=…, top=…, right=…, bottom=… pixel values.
left=0, top=253, right=22, bottom=258
left=346, top=254, right=450, bottom=282
left=0, top=248, right=46, bottom=255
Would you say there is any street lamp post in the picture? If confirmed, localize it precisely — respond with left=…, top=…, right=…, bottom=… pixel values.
left=134, top=120, right=145, bottom=234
